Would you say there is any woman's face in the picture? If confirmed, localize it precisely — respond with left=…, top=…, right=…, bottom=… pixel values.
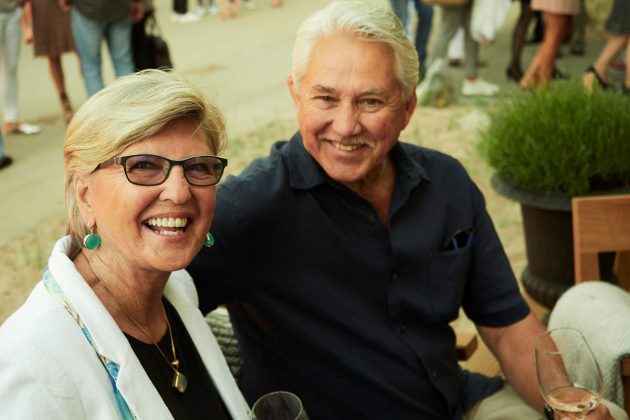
left=79, top=118, right=217, bottom=275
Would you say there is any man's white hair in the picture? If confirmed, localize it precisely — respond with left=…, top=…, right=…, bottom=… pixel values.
left=291, top=0, right=419, bottom=101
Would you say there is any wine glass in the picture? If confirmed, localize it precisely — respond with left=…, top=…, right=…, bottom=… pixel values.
left=250, top=391, right=310, bottom=420
left=535, top=328, right=604, bottom=419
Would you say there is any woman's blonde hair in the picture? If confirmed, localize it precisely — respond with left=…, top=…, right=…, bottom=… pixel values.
left=291, top=0, right=419, bottom=101
left=64, top=69, right=226, bottom=254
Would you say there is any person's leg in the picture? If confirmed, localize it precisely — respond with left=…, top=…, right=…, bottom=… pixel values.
left=461, top=2, right=479, bottom=79
left=520, top=11, right=565, bottom=88
left=570, top=0, right=587, bottom=55
left=531, top=10, right=544, bottom=43
left=131, top=12, right=151, bottom=71
left=414, top=0, right=433, bottom=77
left=507, top=0, right=534, bottom=81
left=390, top=0, right=409, bottom=34
left=47, top=55, right=73, bottom=123
left=537, top=12, right=568, bottom=84
left=428, top=5, right=461, bottom=67
left=230, top=0, right=240, bottom=16
left=71, top=8, right=105, bottom=96
left=0, top=130, right=11, bottom=169
left=219, top=0, right=231, bottom=18
left=3, top=8, right=22, bottom=125
left=104, top=15, right=134, bottom=80
left=47, top=56, right=65, bottom=95
left=173, top=0, right=188, bottom=14
left=591, top=34, right=629, bottom=84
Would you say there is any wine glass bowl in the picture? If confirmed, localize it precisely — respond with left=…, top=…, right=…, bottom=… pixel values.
left=251, top=391, right=309, bottom=420
left=535, top=328, right=604, bottom=419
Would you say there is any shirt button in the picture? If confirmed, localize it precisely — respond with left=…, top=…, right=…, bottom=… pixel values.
left=431, top=371, right=437, bottom=380
left=398, top=324, right=408, bottom=333
left=390, top=273, right=398, bottom=283
left=367, top=214, right=376, bottom=224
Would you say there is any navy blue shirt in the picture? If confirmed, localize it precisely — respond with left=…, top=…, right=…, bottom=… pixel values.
left=189, top=132, right=530, bottom=419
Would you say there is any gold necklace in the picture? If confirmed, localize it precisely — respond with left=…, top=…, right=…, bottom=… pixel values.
left=97, top=276, right=188, bottom=393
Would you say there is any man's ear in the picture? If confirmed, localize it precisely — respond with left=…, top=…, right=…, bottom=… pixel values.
left=287, top=75, right=300, bottom=106
left=74, top=175, right=95, bottom=227
left=401, top=90, right=417, bottom=130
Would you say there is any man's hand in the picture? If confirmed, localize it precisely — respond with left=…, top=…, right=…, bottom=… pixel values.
left=583, top=404, right=615, bottom=420
left=130, top=1, right=145, bottom=23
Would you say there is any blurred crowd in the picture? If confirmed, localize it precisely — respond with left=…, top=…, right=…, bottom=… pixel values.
left=404, top=0, right=629, bottom=101
left=0, top=0, right=628, bottom=172
left=0, top=0, right=284, bottom=172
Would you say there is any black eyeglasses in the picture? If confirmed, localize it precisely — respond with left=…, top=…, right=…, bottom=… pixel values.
left=99, top=154, right=228, bottom=186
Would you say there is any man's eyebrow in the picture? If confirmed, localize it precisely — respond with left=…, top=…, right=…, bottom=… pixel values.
left=310, top=85, right=387, bottom=96
left=311, top=84, right=336, bottom=94
left=361, top=88, right=386, bottom=96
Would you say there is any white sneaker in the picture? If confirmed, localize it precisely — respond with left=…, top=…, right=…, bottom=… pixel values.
left=461, top=78, right=499, bottom=96
left=244, top=0, right=256, bottom=9
left=193, top=6, right=208, bottom=17
left=208, top=5, right=219, bottom=15
left=171, top=11, right=201, bottom=23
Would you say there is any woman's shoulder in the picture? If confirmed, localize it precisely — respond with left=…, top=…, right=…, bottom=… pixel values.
left=0, top=282, right=65, bottom=340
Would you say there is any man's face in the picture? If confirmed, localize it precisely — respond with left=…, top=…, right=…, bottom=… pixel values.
left=288, top=33, right=416, bottom=191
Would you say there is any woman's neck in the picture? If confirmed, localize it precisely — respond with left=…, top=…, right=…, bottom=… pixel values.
left=74, top=250, right=170, bottom=343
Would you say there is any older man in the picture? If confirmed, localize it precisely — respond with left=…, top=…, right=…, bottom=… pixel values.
left=189, top=2, right=622, bottom=419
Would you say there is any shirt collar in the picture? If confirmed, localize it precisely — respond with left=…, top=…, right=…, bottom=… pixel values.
left=284, top=131, right=430, bottom=191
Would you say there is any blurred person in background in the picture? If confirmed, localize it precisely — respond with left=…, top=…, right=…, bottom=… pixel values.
left=506, top=0, right=535, bottom=82
left=62, top=0, right=144, bottom=96
left=1, top=0, right=40, bottom=135
left=583, top=0, right=630, bottom=94
left=21, top=0, right=76, bottom=124
left=390, top=0, right=433, bottom=81
left=0, top=129, right=12, bottom=170
left=519, top=0, right=579, bottom=89
left=427, top=1, right=499, bottom=96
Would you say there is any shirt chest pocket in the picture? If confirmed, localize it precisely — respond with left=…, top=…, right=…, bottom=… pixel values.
left=389, top=247, right=473, bottom=325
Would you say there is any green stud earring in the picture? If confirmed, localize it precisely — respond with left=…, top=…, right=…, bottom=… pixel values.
left=83, top=228, right=101, bottom=250
left=204, top=232, right=215, bottom=248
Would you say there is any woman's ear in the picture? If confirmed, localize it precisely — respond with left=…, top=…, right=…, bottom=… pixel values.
left=74, top=175, right=94, bottom=227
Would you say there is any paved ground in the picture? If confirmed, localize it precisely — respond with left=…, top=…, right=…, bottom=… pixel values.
left=0, top=0, right=604, bottom=246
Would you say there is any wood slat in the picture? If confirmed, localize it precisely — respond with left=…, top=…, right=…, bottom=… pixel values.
left=455, top=333, right=478, bottom=361
left=572, top=194, right=630, bottom=284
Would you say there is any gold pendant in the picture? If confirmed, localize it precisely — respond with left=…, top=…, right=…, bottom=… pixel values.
left=172, top=370, right=188, bottom=393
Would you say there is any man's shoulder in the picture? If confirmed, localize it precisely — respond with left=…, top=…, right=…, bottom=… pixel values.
left=221, top=139, right=290, bottom=192
left=399, top=142, right=468, bottom=176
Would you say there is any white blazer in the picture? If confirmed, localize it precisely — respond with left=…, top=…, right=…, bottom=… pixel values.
left=0, top=237, right=250, bottom=420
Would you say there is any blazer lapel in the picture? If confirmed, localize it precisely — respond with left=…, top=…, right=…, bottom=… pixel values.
left=165, top=271, right=251, bottom=420
left=48, top=237, right=173, bottom=419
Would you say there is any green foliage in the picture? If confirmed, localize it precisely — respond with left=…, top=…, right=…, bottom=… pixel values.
left=478, top=81, right=630, bottom=196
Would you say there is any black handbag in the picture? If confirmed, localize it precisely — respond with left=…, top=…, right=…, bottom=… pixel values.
left=145, top=14, right=173, bottom=70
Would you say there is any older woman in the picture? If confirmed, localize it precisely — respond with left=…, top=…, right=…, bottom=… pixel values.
left=0, top=70, right=250, bottom=419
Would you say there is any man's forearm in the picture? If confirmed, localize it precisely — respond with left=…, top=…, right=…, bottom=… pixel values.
left=479, top=312, right=547, bottom=411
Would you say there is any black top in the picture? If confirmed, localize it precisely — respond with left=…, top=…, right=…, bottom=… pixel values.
left=189, top=132, right=530, bottom=419
left=126, top=300, right=231, bottom=420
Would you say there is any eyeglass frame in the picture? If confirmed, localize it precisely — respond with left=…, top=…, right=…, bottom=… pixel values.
left=97, top=154, right=228, bottom=187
